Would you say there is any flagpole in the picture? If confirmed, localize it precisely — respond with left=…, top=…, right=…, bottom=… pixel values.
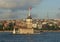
left=29, top=8, right=30, bottom=16
left=28, top=7, right=32, bottom=16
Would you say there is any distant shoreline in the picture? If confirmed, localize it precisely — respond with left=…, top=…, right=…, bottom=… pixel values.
left=35, top=30, right=60, bottom=32
left=39, top=30, right=60, bottom=32
left=0, top=31, right=12, bottom=32
left=0, top=30, right=60, bottom=33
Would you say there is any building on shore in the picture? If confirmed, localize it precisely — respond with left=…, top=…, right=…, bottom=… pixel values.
left=13, top=8, right=34, bottom=34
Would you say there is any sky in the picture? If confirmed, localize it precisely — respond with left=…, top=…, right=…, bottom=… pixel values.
left=0, top=0, right=60, bottom=19
left=32, top=0, right=60, bottom=19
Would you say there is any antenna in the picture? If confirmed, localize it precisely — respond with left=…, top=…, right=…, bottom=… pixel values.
left=47, top=12, right=49, bottom=19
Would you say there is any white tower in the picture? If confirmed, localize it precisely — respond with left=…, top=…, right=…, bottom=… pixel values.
left=12, top=7, right=34, bottom=34
left=19, top=7, right=34, bottom=34
left=26, top=7, right=33, bottom=28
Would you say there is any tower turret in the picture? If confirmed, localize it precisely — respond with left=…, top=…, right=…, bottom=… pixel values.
left=27, top=7, right=32, bottom=19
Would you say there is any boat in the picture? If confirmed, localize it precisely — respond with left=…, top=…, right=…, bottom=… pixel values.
left=13, top=28, right=16, bottom=34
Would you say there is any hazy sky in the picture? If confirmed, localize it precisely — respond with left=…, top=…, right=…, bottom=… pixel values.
left=0, top=0, right=60, bottom=19
left=32, top=0, right=60, bottom=19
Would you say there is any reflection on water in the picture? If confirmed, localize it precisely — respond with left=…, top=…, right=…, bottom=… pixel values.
left=0, top=32, right=60, bottom=42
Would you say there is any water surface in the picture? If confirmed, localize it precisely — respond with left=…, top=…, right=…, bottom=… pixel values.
left=0, top=32, right=60, bottom=42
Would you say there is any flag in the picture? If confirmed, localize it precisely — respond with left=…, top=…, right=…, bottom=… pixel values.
left=29, top=7, right=32, bottom=10
left=30, top=7, right=32, bottom=10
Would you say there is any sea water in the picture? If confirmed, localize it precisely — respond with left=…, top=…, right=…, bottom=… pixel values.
left=0, top=32, right=60, bottom=42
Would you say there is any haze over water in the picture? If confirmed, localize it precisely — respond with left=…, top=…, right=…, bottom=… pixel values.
left=0, top=32, right=60, bottom=42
